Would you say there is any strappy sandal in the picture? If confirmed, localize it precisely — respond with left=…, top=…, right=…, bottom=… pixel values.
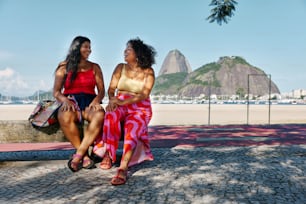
left=67, top=153, right=83, bottom=172
left=82, top=157, right=96, bottom=169
left=100, top=155, right=112, bottom=170
left=111, top=168, right=128, bottom=186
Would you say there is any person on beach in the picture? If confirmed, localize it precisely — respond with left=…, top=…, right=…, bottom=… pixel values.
left=53, top=36, right=105, bottom=172
left=93, top=38, right=156, bottom=185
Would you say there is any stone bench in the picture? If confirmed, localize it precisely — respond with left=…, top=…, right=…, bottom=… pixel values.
left=0, top=120, right=67, bottom=143
left=0, top=120, right=124, bottom=161
left=0, top=120, right=124, bottom=143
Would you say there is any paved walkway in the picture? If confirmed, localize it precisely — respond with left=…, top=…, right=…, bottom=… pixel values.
left=0, top=124, right=306, bottom=203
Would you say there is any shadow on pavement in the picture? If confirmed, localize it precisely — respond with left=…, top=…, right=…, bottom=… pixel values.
left=1, top=145, right=305, bottom=203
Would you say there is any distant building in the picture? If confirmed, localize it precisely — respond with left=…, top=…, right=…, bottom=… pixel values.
left=292, top=89, right=306, bottom=99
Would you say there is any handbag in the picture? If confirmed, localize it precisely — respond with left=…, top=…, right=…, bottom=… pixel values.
left=28, top=100, right=62, bottom=127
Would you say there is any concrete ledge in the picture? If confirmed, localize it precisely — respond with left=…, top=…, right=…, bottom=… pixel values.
left=0, top=150, right=75, bottom=161
left=0, top=120, right=66, bottom=143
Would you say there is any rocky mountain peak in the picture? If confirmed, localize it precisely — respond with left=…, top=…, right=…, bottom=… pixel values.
left=158, top=49, right=192, bottom=76
left=153, top=55, right=280, bottom=97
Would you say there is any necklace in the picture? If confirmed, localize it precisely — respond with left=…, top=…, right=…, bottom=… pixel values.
left=128, top=65, right=141, bottom=79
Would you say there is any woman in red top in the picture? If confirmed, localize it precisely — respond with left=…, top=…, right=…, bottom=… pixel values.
left=53, top=36, right=105, bottom=172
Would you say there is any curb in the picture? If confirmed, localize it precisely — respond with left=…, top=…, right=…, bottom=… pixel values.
left=0, top=150, right=75, bottom=161
left=0, top=149, right=124, bottom=162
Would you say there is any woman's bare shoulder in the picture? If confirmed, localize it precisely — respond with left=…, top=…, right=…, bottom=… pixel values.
left=90, top=62, right=101, bottom=70
left=117, top=63, right=125, bottom=68
left=56, top=61, right=67, bottom=73
left=113, top=63, right=125, bottom=72
left=58, top=61, right=67, bottom=67
left=146, top=67, right=155, bottom=75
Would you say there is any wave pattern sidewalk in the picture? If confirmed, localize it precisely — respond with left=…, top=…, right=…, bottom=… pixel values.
left=149, top=124, right=306, bottom=148
left=1, top=146, right=306, bottom=203
left=1, top=124, right=306, bottom=161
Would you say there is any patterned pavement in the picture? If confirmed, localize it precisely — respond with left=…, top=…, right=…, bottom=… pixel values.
left=1, top=124, right=306, bottom=161
left=0, top=124, right=306, bottom=203
left=148, top=124, right=306, bottom=148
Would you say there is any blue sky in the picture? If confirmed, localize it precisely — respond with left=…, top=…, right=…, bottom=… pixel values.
left=0, top=0, right=305, bottom=97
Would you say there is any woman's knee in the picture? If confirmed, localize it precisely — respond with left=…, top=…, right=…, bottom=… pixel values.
left=58, top=111, right=78, bottom=124
left=94, top=111, right=105, bottom=123
left=85, top=109, right=105, bottom=123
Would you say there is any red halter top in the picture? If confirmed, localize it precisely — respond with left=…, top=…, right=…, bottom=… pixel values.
left=63, top=67, right=96, bottom=95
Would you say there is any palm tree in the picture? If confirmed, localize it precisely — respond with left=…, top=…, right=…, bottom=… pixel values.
left=207, top=0, right=238, bottom=25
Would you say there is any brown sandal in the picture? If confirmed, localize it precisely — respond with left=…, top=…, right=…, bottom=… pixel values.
left=111, top=169, right=128, bottom=186
left=100, top=155, right=112, bottom=170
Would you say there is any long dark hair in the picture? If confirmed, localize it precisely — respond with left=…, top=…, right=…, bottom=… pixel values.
left=65, top=36, right=91, bottom=82
left=128, top=38, right=156, bottom=68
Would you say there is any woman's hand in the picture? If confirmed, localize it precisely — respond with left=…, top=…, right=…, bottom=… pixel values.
left=61, top=98, right=76, bottom=112
left=109, top=97, right=124, bottom=106
left=89, top=102, right=103, bottom=111
left=106, top=96, right=123, bottom=111
left=106, top=103, right=117, bottom=112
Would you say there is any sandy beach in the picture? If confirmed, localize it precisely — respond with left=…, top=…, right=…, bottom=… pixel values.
left=0, top=104, right=305, bottom=125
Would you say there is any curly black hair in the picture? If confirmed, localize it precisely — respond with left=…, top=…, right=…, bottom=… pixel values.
left=65, top=36, right=91, bottom=82
left=127, top=38, right=156, bottom=69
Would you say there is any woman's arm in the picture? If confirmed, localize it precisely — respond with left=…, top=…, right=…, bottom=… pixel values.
left=105, top=63, right=123, bottom=111
left=89, top=63, right=105, bottom=110
left=53, top=63, right=76, bottom=111
left=108, top=63, right=123, bottom=98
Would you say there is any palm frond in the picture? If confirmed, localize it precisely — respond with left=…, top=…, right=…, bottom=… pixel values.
left=207, top=0, right=238, bottom=25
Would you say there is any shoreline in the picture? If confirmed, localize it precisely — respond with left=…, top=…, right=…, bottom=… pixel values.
left=1, top=104, right=306, bottom=125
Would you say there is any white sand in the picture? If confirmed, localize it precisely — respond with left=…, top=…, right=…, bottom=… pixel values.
left=0, top=104, right=305, bottom=125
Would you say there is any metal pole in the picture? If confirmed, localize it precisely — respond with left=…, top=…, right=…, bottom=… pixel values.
left=208, top=80, right=211, bottom=125
left=247, top=75, right=250, bottom=125
left=247, top=74, right=272, bottom=125
left=268, top=74, right=271, bottom=125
